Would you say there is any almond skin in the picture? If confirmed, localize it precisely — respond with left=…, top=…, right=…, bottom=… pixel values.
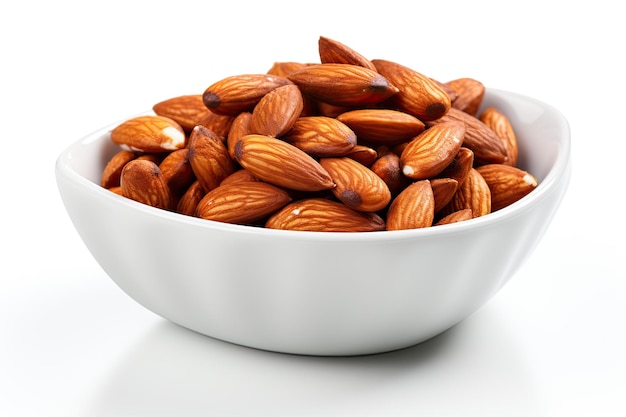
left=233, top=134, right=335, bottom=191
left=265, top=198, right=385, bottom=232
left=318, top=36, right=378, bottom=72
left=202, top=74, right=293, bottom=115
left=476, top=164, right=537, bottom=211
left=111, top=115, right=186, bottom=153
left=101, top=149, right=136, bottom=188
left=400, top=122, right=465, bottom=180
left=320, top=157, right=391, bottom=212
left=372, top=59, right=451, bottom=121
left=336, top=108, right=425, bottom=145
left=427, top=107, right=508, bottom=165
left=152, top=94, right=212, bottom=133
left=435, top=209, right=473, bottom=226
left=446, top=78, right=485, bottom=116
left=386, top=180, right=435, bottom=230
left=195, top=182, right=292, bottom=225
left=282, top=116, right=357, bottom=157
left=176, top=180, right=205, bottom=216
left=479, top=107, right=519, bottom=166
left=120, top=159, right=172, bottom=210
left=250, top=84, right=304, bottom=137
left=287, top=63, right=399, bottom=107
left=441, top=168, right=491, bottom=218
left=187, top=125, right=235, bottom=192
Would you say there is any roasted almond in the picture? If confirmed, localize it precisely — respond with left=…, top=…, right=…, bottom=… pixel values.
left=196, top=111, right=235, bottom=142
left=320, top=157, right=391, bottom=212
left=110, top=115, right=186, bottom=153
left=386, top=180, right=435, bottom=230
left=187, top=125, right=235, bottom=192
left=226, top=111, right=253, bottom=159
left=101, top=149, right=136, bottom=188
left=427, top=107, right=508, bottom=165
left=372, top=59, right=451, bottom=121
left=265, top=198, right=385, bottom=232
left=400, top=122, right=465, bottom=180
left=195, top=182, right=292, bottom=225
left=476, top=164, right=537, bottom=211
left=287, top=63, right=399, bottom=107
left=436, top=147, right=474, bottom=186
left=343, top=144, right=378, bottom=167
left=159, top=148, right=195, bottom=196
left=446, top=77, right=485, bottom=116
left=120, top=159, right=172, bottom=210
left=435, top=208, right=473, bottom=226
left=430, top=178, right=459, bottom=213
left=370, top=151, right=410, bottom=196
left=318, top=36, right=378, bottom=72
left=250, top=84, right=304, bottom=137
left=202, top=74, right=293, bottom=115
left=176, top=180, right=205, bottom=216
left=233, top=134, right=335, bottom=191
left=336, top=108, right=425, bottom=145
left=441, top=168, right=491, bottom=218
left=282, top=116, right=357, bottom=157
left=152, top=94, right=212, bottom=133
left=479, top=107, right=519, bottom=166
left=219, top=169, right=259, bottom=186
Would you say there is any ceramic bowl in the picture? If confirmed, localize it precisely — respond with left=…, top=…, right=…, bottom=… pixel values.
left=56, top=88, right=571, bottom=356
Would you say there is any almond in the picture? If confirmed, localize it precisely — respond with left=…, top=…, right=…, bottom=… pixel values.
left=287, top=63, right=399, bottom=106
left=386, top=180, right=435, bottom=230
left=400, top=122, right=465, bottom=180
left=195, top=182, right=292, bottom=225
left=265, top=198, right=385, bottom=232
left=187, top=125, right=235, bottom=192
left=343, top=144, right=378, bottom=167
left=226, top=111, right=253, bottom=159
left=441, top=168, right=491, bottom=218
left=267, top=61, right=311, bottom=77
left=159, top=148, right=195, bottom=196
left=370, top=151, right=410, bottom=196
left=202, top=74, right=293, bottom=115
left=250, top=84, right=304, bottom=137
left=219, top=169, right=259, bottom=186
left=282, top=116, right=356, bottom=157
left=372, top=59, right=451, bottom=121
left=196, top=111, right=235, bottom=142
left=233, top=134, right=335, bottom=191
left=120, top=159, right=172, bottom=210
left=436, top=147, right=474, bottom=186
left=318, top=36, right=378, bottom=72
left=101, top=149, right=136, bottom=188
left=435, top=209, right=473, bottom=226
left=430, top=178, right=459, bottom=213
left=476, top=164, right=537, bottom=211
left=176, top=180, right=205, bottom=216
left=336, top=108, right=425, bottom=145
left=446, top=78, right=485, bottom=116
left=479, top=107, right=519, bottom=166
left=110, top=115, right=186, bottom=153
left=320, top=157, right=391, bottom=212
left=152, top=94, right=212, bottom=133
left=427, top=107, right=508, bottom=165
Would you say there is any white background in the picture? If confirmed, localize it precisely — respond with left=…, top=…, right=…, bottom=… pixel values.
left=1, top=1, right=624, bottom=416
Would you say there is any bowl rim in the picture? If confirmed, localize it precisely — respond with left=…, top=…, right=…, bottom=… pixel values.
left=55, top=87, right=571, bottom=243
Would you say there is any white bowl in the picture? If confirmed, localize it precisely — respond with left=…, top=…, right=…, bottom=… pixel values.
left=56, top=88, right=571, bottom=356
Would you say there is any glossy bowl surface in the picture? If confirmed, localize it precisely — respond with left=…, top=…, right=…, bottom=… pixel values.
left=56, top=88, right=571, bottom=356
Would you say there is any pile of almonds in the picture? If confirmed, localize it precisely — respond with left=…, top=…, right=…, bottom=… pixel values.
left=101, top=36, right=538, bottom=232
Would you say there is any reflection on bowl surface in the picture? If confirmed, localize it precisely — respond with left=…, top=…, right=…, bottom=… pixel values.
left=56, top=89, right=571, bottom=356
